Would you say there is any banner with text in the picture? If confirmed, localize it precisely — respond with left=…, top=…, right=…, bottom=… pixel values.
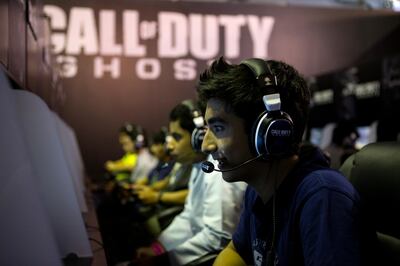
left=44, top=0, right=400, bottom=175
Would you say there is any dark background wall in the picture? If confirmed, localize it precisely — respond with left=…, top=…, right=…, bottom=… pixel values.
left=43, top=0, right=400, bottom=177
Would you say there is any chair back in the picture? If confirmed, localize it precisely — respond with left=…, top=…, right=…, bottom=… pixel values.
left=340, top=141, right=400, bottom=265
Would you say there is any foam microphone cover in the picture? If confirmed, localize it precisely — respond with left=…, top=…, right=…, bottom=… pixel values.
left=201, top=161, right=215, bottom=173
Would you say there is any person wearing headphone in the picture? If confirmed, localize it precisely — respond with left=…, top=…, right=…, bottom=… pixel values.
left=198, top=57, right=376, bottom=266
left=102, top=123, right=141, bottom=197
left=119, top=128, right=180, bottom=238
left=121, top=128, right=177, bottom=202
left=104, top=123, right=139, bottom=183
left=134, top=128, right=175, bottom=187
left=133, top=100, right=247, bottom=266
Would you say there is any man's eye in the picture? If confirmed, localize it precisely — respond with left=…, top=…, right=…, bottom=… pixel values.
left=171, top=133, right=182, bottom=141
left=212, top=125, right=225, bottom=133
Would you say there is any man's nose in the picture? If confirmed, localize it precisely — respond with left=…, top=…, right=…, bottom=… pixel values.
left=201, top=129, right=217, bottom=154
left=166, top=142, right=174, bottom=151
left=166, top=139, right=175, bottom=152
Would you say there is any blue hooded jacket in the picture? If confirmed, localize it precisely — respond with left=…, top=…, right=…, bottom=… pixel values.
left=233, top=145, right=376, bottom=266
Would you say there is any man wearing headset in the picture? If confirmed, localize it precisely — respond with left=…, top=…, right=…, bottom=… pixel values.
left=198, top=57, right=376, bottom=266
left=133, top=100, right=246, bottom=266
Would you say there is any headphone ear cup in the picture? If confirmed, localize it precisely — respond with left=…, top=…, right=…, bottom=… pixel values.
left=252, top=111, right=294, bottom=157
left=191, top=126, right=207, bottom=152
left=136, top=134, right=145, bottom=149
left=251, top=111, right=271, bottom=156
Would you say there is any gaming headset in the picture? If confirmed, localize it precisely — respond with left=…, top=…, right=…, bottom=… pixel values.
left=135, top=125, right=146, bottom=149
left=240, top=58, right=294, bottom=158
left=181, top=100, right=207, bottom=152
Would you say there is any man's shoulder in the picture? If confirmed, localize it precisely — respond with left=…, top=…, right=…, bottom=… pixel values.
left=295, top=167, right=359, bottom=203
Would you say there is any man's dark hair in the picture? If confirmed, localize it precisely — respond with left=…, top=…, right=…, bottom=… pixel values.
left=169, top=101, right=196, bottom=133
left=151, top=127, right=168, bottom=145
left=197, top=56, right=310, bottom=150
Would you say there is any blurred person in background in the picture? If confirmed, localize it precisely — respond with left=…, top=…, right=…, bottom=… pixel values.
left=131, top=100, right=247, bottom=266
left=323, top=119, right=359, bottom=169
left=104, top=123, right=139, bottom=185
